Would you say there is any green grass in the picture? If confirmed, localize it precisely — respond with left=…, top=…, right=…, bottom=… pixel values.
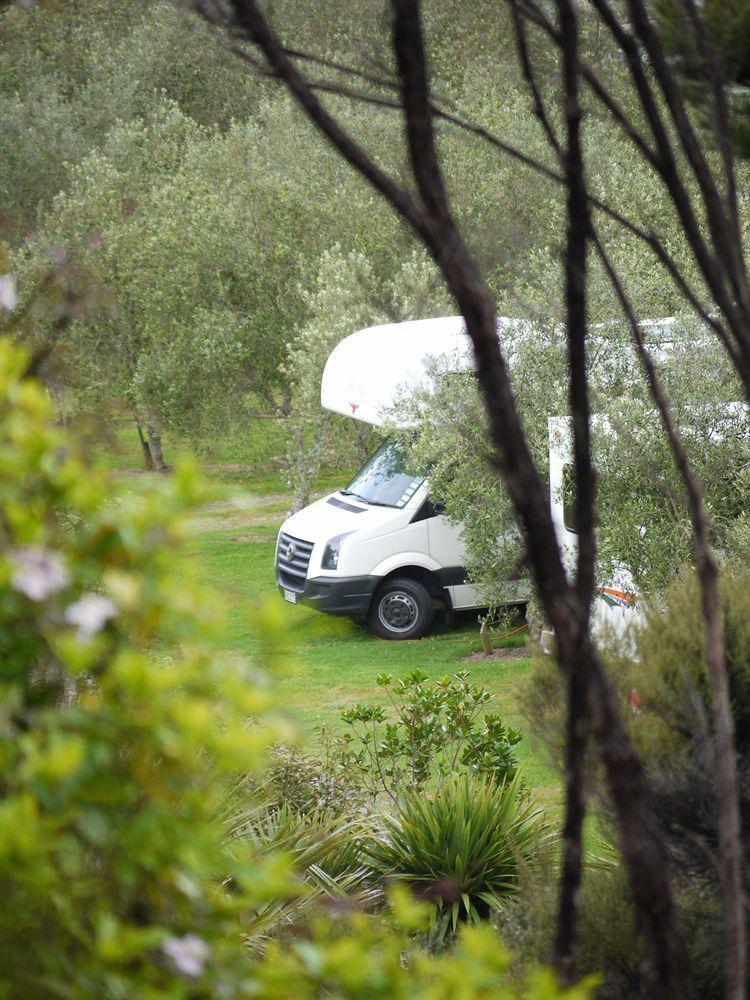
left=99, top=419, right=348, bottom=497
left=180, top=493, right=560, bottom=807
left=100, top=416, right=563, bottom=808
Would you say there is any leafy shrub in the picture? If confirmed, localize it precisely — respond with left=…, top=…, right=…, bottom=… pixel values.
left=621, top=571, right=750, bottom=995
left=253, top=900, right=596, bottom=999
left=520, top=568, right=750, bottom=996
left=260, top=742, right=357, bottom=815
left=332, top=670, right=521, bottom=803
left=0, top=339, right=284, bottom=996
left=253, top=907, right=597, bottom=999
left=366, top=773, right=552, bottom=942
left=497, top=861, right=641, bottom=1000
left=0, top=337, right=586, bottom=998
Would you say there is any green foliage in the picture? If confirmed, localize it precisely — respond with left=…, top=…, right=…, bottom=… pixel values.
left=260, top=743, right=357, bottom=816
left=225, top=801, right=378, bottom=943
left=366, top=773, right=552, bottom=942
left=521, top=569, right=750, bottom=995
left=0, top=336, right=586, bottom=998
left=253, top=903, right=596, bottom=999
left=654, top=0, right=750, bottom=156
left=624, top=568, right=750, bottom=752
left=0, top=338, right=285, bottom=996
left=498, top=861, right=641, bottom=1000
left=332, top=670, right=521, bottom=802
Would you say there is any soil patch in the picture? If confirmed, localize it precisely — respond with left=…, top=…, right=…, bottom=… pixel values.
left=462, top=646, right=530, bottom=663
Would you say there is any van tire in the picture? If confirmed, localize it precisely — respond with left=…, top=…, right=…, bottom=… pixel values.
left=368, top=577, right=434, bottom=640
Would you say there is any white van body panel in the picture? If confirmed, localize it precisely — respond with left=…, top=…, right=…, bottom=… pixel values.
left=320, top=315, right=531, bottom=428
left=320, top=316, right=472, bottom=427
left=548, top=415, right=643, bottom=643
left=370, top=551, right=442, bottom=578
left=426, top=513, right=483, bottom=609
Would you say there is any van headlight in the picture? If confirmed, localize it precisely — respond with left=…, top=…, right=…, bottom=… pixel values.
left=321, top=532, right=352, bottom=570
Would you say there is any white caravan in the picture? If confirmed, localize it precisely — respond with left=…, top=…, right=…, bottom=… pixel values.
left=275, top=316, right=635, bottom=640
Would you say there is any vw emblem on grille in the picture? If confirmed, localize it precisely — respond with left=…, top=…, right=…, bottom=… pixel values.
left=285, top=542, right=296, bottom=562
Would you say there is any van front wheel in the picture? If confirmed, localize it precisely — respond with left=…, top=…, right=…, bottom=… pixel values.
left=368, top=577, right=434, bottom=640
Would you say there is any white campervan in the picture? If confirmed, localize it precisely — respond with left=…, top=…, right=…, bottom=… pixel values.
left=274, top=316, right=643, bottom=640
left=275, top=317, right=495, bottom=639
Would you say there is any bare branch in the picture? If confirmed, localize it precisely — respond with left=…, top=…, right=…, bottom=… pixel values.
left=587, top=0, right=750, bottom=347
left=622, top=0, right=750, bottom=315
left=677, top=0, right=742, bottom=269
left=551, top=0, right=595, bottom=978
left=509, top=0, right=563, bottom=160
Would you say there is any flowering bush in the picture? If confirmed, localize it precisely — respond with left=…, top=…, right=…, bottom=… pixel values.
left=0, top=338, right=592, bottom=998
left=0, top=338, right=285, bottom=996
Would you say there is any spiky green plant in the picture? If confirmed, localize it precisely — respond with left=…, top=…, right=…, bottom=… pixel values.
left=366, top=773, right=552, bottom=941
left=226, top=802, right=379, bottom=943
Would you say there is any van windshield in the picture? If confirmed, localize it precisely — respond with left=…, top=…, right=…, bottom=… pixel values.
left=343, top=439, right=424, bottom=509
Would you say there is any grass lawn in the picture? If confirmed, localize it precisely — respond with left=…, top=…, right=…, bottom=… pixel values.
left=102, top=416, right=565, bottom=811
left=97, top=418, right=348, bottom=496
left=180, top=491, right=562, bottom=808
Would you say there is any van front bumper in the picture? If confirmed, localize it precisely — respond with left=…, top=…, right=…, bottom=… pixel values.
left=278, top=575, right=379, bottom=617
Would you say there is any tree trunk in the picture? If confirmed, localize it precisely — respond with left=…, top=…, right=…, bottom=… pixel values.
left=145, top=422, right=167, bottom=473
left=135, top=418, right=154, bottom=471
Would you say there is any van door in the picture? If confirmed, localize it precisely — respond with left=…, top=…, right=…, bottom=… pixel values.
left=426, top=504, right=482, bottom=610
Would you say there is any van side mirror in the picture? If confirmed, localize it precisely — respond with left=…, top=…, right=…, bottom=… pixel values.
left=431, top=499, right=446, bottom=516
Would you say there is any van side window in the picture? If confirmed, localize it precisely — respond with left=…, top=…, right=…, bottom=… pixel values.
left=562, top=464, right=577, bottom=534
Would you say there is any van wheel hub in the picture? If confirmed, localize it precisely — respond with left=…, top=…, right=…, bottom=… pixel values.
left=378, top=592, right=419, bottom=633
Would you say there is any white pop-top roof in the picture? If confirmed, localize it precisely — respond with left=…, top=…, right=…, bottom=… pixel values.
left=320, top=313, right=701, bottom=429
left=321, top=316, right=529, bottom=428
left=321, top=316, right=470, bottom=427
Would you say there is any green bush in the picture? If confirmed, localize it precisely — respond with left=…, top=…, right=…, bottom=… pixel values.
left=225, top=801, right=378, bottom=944
left=253, top=905, right=596, bottom=999
left=260, top=742, right=357, bottom=816
left=366, top=773, right=552, bottom=942
left=497, top=861, right=641, bottom=1000
left=520, top=568, right=750, bottom=996
left=0, top=338, right=590, bottom=998
left=332, top=670, right=521, bottom=803
left=0, top=339, right=287, bottom=996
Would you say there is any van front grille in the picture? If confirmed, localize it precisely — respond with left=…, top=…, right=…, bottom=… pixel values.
left=276, top=531, right=314, bottom=593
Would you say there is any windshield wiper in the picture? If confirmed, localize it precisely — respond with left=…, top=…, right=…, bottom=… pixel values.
left=341, top=489, right=395, bottom=508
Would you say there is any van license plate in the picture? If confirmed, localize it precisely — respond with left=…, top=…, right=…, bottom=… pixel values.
left=283, top=589, right=297, bottom=604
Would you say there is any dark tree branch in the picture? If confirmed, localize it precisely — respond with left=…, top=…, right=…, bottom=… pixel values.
left=586, top=0, right=750, bottom=357
left=622, top=0, right=750, bottom=316
left=194, top=0, right=431, bottom=242
left=676, top=0, right=743, bottom=291
left=269, top=41, right=750, bottom=391
left=509, top=0, right=563, bottom=160
left=551, top=0, right=595, bottom=980
left=517, top=0, right=662, bottom=166
left=201, top=0, right=750, bottom=395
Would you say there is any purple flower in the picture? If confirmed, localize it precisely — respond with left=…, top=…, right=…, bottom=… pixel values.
left=64, top=593, right=117, bottom=638
left=9, top=547, right=70, bottom=601
left=161, top=935, right=210, bottom=978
